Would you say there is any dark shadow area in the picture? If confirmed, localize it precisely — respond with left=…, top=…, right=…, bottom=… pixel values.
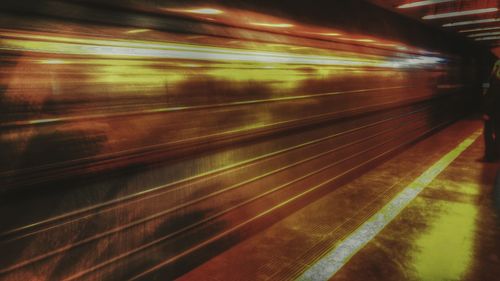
left=493, top=170, right=500, bottom=221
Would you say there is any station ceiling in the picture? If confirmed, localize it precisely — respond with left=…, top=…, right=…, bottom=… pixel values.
left=369, top=0, right=500, bottom=54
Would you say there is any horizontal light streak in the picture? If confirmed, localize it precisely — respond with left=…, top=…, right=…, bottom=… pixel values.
left=423, top=8, right=498, bottom=20
left=28, top=118, right=62, bottom=125
left=459, top=26, right=500, bottom=33
left=468, top=31, right=500, bottom=37
left=0, top=30, right=443, bottom=69
left=0, top=30, right=444, bottom=72
left=1, top=39, right=383, bottom=67
left=249, top=22, right=294, bottom=28
left=167, top=7, right=224, bottom=15
left=3, top=86, right=410, bottom=129
left=475, top=36, right=500, bottom=41
left=319, top=33, right=342, bottom=36
left=338, top=38, right=375, bottom=42
left=443, top=18, right=500, bottom=27
left=398, top=0, right=456, bottom=9
left=38, top=59, right=67, bottom=64
left=296, top=130, right=480, bottom=281
left=125, top=29, right=151, bottom=34
left=373, top=43, right=398, bottom=47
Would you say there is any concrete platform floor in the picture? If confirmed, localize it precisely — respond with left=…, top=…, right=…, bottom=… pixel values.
left=179, top=118, right=500, bottom=281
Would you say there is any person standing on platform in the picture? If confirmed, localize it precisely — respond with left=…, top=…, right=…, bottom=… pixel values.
left=482, top=59, right=500, bottom=162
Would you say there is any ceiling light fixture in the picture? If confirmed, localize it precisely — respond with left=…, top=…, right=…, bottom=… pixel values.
left=423, top=8, right=498, bottom=20
left=459, top=26, right=500, bottom=33
left=443, top=18, right=500, bottom=27
left=468, top=31, right=500, bottom=37
left=398, top=0, right=456, bottom=9
left=475, top=36, right=500, bottom=41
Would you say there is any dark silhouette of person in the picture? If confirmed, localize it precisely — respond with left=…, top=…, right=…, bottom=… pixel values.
left=482, top=59, right=500, bottom=162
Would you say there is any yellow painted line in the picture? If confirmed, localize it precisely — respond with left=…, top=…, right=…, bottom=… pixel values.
left=296, top=129, right=481, bottom=281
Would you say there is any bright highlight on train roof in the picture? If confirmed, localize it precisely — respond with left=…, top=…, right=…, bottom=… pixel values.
left=443, top=18, right=500, bottom=27
left=398, top=0, right=456, bottom=9
left=422, top=8, right=498, bottom=20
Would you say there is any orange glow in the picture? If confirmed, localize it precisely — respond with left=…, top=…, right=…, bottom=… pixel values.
left=373, top=43, right=398, bottom=47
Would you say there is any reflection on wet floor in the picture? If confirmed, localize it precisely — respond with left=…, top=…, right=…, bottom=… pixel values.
left=180, top=119, right=500, bottom=281
left=411, top=200, right=477, bottom=281
left=332, top=119, right=500, bottom=281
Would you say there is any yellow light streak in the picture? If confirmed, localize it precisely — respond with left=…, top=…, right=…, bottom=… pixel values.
left=28, top=118, right=62, bottom=125
left=0, top=31, right=387, bottom=67
left=38, top=59, right=67, bottom=64
left=125, top=29, right=151, bottom=34
left=249, top=22, right=294, bottom=28
left=338, top=37, right=375, bottom=43
left=317, top=33, right=342, bottom=36
left=373, top=43, right=398, bottom=47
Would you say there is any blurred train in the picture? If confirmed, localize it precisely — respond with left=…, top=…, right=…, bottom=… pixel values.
left=0, top=0, right=489, bottom=280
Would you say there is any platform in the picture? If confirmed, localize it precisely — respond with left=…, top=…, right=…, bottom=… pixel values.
left=179, top=118, right=500, bottom=281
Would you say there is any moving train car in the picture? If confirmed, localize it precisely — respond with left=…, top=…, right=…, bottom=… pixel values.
left=0, top=0, right=491, bottom=280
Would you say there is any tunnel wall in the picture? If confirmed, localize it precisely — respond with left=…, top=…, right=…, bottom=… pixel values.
left=0, top=1, right=486, bottom=280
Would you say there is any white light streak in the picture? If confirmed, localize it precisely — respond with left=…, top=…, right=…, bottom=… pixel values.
left=423, top=8, right=498, bottom=20
left=443, top=18, right=500, bottom=27
left=181, top=8, right=223, bottom=15
left=164, top=7, right=224, bottom=15
left=475, top=36, right=500, bottom=41
left=459, top=26, right=500, bottom=33
left=398, top=0, right=456, bottom=9
left=468, top=31, right=500, bottom=37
